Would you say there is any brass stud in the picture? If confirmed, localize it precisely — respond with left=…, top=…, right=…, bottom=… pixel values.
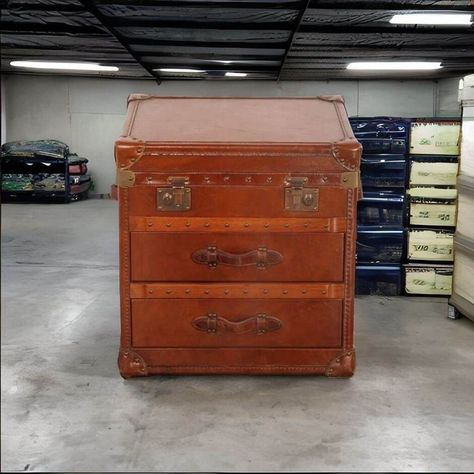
left=322, top=176, right=328, bottom=182
left=204, top=176, right=211, bottom=183
left=244, top=223, right=250, bottom=228
left=147, top=176, right=152, bottom=182
left=224, top=290, right=229, bottom=295
left=185, top=222, right=191, bottom=227
left=304, top=223, right=309, bottom=228
left=204, top=222, right=210, bottom=228
left=266, top=177, right=272, bottom=183
left=147, top=222, right=153, bottom=227
left=166, top=289, right=172, bottom=294
left=263, top=289, right=269, bottom=294
left=284, top=224, right=289, bottom=228
left=245, top=176, right=252, bottom=183
left=166, top=223, right=171, bottom=228
left=301, top=289, right=307, bottom=294
left=283, top=289, right=288, bottom=294
left=148, top=289, right=153, bottom=294
left=243, top=289, right=249, bottom=294
left=224, top=176, right=230, bottom=182
left=204, top=290, right=210, bottom=295
left=322, top=290, right=327, bottom=295
left=264, top=223, right=269, bottom=228
left=224, top=223, right=230, bottom=228
left=185, top=289, right=190, bottom=294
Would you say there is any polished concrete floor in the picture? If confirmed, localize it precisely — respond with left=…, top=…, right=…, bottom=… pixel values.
left=2, top=200, right=474, bottom=472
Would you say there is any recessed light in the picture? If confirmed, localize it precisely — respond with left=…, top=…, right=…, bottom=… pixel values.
left=10, top=61, right=119, bottom=71
left=225, top=72, right=247, bottom=77
left=390, top=13, right=472, bottom=26
left=156, top=68, right=205, bottom=73
left=347, top=62, right=442, bottom=70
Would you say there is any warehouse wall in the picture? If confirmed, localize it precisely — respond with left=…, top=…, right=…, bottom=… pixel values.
left=4, top=74, right=461, bottom=194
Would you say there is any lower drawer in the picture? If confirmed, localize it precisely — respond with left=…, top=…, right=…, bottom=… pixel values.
left=131, top=298, right=343, bottom=348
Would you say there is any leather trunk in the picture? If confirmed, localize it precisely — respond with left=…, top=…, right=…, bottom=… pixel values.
left=115, top=95, right=362, bottom=377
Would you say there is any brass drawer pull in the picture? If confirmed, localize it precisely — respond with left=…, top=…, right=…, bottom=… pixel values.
left=192, top=313, right=282, bottom=335
left=191, top=246, right=283, bottom=270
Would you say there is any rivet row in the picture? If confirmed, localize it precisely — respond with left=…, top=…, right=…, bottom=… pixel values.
left=145, top=288, right=327, bottom=296
left=145, top=222, right=319, bottom=229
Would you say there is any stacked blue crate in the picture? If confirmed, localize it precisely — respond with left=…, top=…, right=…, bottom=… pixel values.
left=350, top=117, right=411, bottom=296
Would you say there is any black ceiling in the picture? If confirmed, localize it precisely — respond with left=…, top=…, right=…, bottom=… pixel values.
left=1, top=0, right=474, bottom=80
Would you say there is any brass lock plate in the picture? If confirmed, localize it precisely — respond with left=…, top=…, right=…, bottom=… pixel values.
left=157, top=178, right=191, bottom=211
left=284, top=187, right=319, bottom=211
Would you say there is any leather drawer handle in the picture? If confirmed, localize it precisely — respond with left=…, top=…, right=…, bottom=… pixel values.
left=192, top=313, right=282, bottom=335
left=192, top=246, right=283, bottom=270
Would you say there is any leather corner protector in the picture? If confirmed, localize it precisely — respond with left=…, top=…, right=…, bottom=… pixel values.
left=118, top=350, right=148, bottom=378
left=318, top=95, right=345, bottom=104
left=127, top=93, right=152, bottom=104
left=115, top=140, right=146, bottom=168
left=117, top=169, right=136, bottom=187
left=325, top=350, right=356, bottom=377
left=331, top=141, right=360, bottom=171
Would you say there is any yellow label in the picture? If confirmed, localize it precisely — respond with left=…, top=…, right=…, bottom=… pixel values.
left=405, top=267, right=452, bottom=295
left=410, top=162, right=458, bottom=186
left=410, top=202, right=457, bottom=226
left=408, top=187, right=457, bottom=199
left=410, top=122, right=460, bottom=155
left=407, top=230, right=453, bottom=261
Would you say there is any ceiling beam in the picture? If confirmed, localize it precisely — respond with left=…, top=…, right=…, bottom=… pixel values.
left=277, top=0, right=311, bottom=80
left=78, top=0, right=155, bottom=78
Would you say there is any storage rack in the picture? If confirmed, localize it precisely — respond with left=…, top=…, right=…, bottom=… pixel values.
left=350, top=117, right=410, bottom=296
left=1, top=153, right=71, bottom=203
left=1, top=140, right=91, bottom=203
left=404, top=119, right=461, bottom=296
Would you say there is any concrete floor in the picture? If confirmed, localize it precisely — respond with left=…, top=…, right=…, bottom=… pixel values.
left=2, top=200, right=474, bottom=472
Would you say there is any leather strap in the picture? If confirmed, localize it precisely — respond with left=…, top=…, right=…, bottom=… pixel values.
left=192, top=313, right=282, bottom=335
left=192, top=246, right=283, bottom=270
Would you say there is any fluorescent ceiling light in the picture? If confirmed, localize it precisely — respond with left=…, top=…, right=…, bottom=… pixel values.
left=156, top=68, right=205, bottom=73
left=390, top=13, right=472, bottom=25
left=225, top=72, right=247, bottom=77
left=347, top=62, right=442, bottom=70
left=10, top=61, right=118, bottom=71
left=215, top=60, right=233, bottom=64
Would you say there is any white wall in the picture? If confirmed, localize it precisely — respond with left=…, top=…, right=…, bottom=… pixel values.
left=4, top=74, right=460, bottom=194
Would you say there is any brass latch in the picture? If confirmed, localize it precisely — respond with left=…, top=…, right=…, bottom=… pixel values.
left=284, top=176, right=319, bottom=211
left=157, top=176, right=191, bottom=211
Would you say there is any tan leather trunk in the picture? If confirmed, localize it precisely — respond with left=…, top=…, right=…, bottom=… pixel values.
left=115, top=95, right=362, bottom=377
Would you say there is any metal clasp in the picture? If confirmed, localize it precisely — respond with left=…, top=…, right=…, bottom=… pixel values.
left=284, top=176, right=319, bottom=211
left=157, top=176, right=191, bottom=211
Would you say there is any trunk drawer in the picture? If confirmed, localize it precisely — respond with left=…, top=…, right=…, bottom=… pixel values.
left=130, top=231, right=345, bottom=282
left=131, top=298, right=343, bottom=348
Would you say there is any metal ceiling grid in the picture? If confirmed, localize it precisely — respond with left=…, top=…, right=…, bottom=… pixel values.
left=1, top=0, right=473, bottom=80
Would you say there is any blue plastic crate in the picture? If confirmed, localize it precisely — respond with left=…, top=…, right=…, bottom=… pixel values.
left=357, top=225, right=405, bottom=263
left=361, top=154, right=407, bottom=191
left=356, top=264, right=402, bottom=296
left=350, top=117, right=410, bottom=154
left=358, top=191, right=405, bottom=226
